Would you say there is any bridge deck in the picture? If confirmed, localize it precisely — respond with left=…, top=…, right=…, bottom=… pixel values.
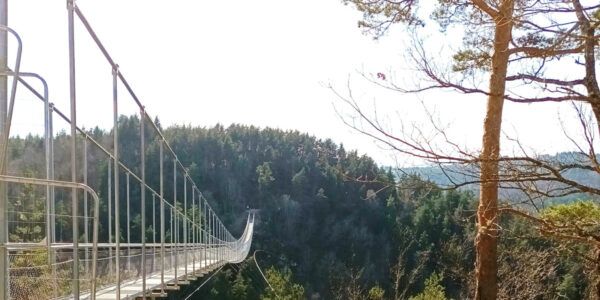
left=80, top=256, right=224, bottom=300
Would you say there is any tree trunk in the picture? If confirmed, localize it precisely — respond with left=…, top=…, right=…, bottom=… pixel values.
left=572, top=0, right=600, bottom=145
left=475, top=1, right=515, bottom=299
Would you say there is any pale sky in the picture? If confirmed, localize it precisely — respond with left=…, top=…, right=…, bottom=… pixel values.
left=6, top=0, right=590, bottom=166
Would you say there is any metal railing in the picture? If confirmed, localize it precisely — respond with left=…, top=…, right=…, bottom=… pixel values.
left=2, top=175, right=100, bottom=300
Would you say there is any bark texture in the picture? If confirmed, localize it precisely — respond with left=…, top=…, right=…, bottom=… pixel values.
left=475, top=1, right=515, bottom=299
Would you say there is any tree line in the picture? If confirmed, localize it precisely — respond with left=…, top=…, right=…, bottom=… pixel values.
left=6, top=120, right=599, bottom=298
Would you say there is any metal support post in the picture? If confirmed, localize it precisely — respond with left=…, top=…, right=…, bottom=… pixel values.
left=214, top=214, right=217, bottom=263
left=221, top=223, right=223, bottom=261
left=67, top=0, right=80, bottom=297
left=170, top=206, right=173, bottom=271
left=83, top=137, right=88, bottom=273
left=108, top=160, right=113, bottom=276
left=173, top=159, right=177, bottom=284
left=49, top=104, right=55, bottom=245
left=44, top=79, right=51, bottom=260
left=202, top=198, right=205, bottom=267
left=191, top=187, right=195, bottom=272
left=159, top=141, right=165, bottom=291
left=50, top=104, right=57, bottom=299
left=206, top=206, right=209, bottom=264
left=126, top=172, right=130, bottom=270
left=220, top=223, right=222, bottom=262
left=208, top=207, right=211, bottom=262
left=139, top=108, right=146, bottom=298
left=210, top=210, right=213, bottom=246
left=112, top=64, right=121, bottom=298
left=0, top=0, right=9, bottom=297
left=211, top=211, right=214, bottom=264
left=152, top=193, right=156, bottom=244
left=216, top=218, right=218, bottom=263
left=183, top=173, right=187, bottom=277
left=199, top=195, right=203, bottom=267
left=152, top=192, right=156, bottom=274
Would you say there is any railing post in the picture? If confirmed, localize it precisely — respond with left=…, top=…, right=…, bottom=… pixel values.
left=152, top=192, right=156, bottom=273
left=126, top=172, right=130, bottom=270
left=216, top=217, right=218, bottom=263
left=67, top=0, right=80, bottom=297
left=191, top=187, right=195, bottom=273
left=44, top=75, right=51, bottom=261
left=50, top=104, right=57, bottom=299
left=209, top=206, right=217, bottom=259
left=49, top=104, right=55, bottom=245
left=139, top=108, right=146, bottom=299
left=216, top=214, right=218, bottom=263
left=207, top=206, right=211, bottom=265
left=206, top=206, right=209, bottom=265
left=211, top=210, right=215, bottom=265
left=173, top=159, right=178, bottom=285
left=209, top=205, right=212, bottom=264
left=108, top=159, right=113, bottom=276
left=91, top=186, right=100, bottom=300
left=219, top=221, right=222, bottom=262
left=170, top=205, right=173, bottom=276
left=159, top=140, right=165, bottom=291
left=112, top=63, right=121, bottom=299
left=43, top=85, right=55, bottom=294
left=198, top=197, right=201, bottom=266
left=198, top=194, right=206, bottom=269
left=217, top=218, right=220, bottom=263
left=83, top=136, right=88, bottom=274
left=183, top=172, right=187, bottom=278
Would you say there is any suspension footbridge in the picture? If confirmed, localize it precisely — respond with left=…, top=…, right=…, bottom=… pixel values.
left=0, top=1, right=255, bottom=299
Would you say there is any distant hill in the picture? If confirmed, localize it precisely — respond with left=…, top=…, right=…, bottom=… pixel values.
left=400, top=166, right=469, bottom=188
left=395, top=152, right=600, bottom=204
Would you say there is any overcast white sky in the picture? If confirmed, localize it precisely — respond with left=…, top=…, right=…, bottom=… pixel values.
left=6, top=0, right=589, bottom=166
